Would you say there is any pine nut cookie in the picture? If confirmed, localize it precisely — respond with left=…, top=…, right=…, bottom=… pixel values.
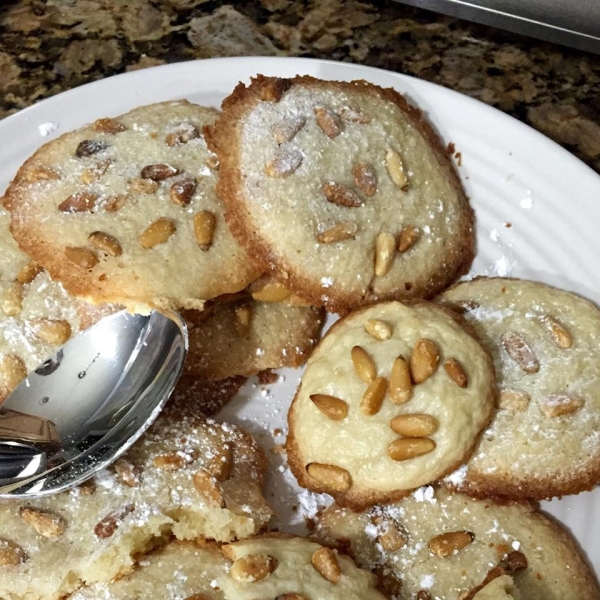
left=217, top=535, right=386, bottom=600
left=3, top=101, right=260, bottom=312
left=439, top=277, right=600, bottom=500
left=206, top=75, right=474, bottom=313
left=317, top=487, right=600, bottom=600
left=69, top=541, right=227, bottom=600
left=0, top=412, right=272, bottom=600
left=286, top=301, right=495, bottom=509
left=183, top=295, right=325, bottom=380
left=0, top=206, right=82, bottom=401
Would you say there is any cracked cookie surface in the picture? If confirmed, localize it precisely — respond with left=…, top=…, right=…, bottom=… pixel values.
left=68, top=541, right=227, bottom=600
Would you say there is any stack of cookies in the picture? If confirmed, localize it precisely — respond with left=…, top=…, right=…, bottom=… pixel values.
left=0, top=74, right=598, bottom=599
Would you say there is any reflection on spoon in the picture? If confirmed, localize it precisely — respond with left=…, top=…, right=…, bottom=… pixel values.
left=0, top=309, right=187, bottom=499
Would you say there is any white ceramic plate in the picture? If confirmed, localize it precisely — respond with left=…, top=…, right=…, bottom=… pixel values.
left=1, top=57, right=599, bottom=575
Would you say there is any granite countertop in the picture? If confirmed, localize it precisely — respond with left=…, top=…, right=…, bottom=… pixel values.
left=1, top=0, right=599, bottom=173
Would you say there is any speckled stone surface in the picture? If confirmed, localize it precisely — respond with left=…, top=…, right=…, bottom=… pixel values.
left=1, top=0, right=599, bottom=172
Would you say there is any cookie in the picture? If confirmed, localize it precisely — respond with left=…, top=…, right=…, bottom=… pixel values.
left=0, top=206, right=81, bottom=401
left=218, top=535, right=386, bottom=600
left=317, top=487, right=600, bottom=600
left=183, top=295, right=325, bottom=380
left=0, top=412, right=272, bottom=600
left=439, top=277, right=600, bottom=500
left=287, top=301, right=495, bottom=509
left=4, top=101, right=260, bottom=312
left=69, top=541, right=227, bottom=600
left=206, top=75, right=474, bottom=313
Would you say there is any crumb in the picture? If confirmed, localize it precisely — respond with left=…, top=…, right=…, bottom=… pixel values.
left=38, top=122, right=58, bottom=136
left=258, top=369, right=278, bottom=385
left=455, top=151, right=462, bottom=166
left=447, top=142, right=456, bottom=154
left=520, top=195, right=533, bottom=210
left=504, top=222, right=512, bottom=228
left=271, top=444, right=286, bottom=455
left=273, top=428, right=283, bottom=436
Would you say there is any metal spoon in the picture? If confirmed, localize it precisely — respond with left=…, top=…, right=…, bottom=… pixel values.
left=0, top=309, right=187, bottom=498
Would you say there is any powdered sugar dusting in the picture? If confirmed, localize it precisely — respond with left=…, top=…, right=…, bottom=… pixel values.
left=0, top=411, right=271, bottom=599
left=444, top=464, right=468, bottom=486
left=0, top=270, right=83, bottom=372
left=239, top=83, right=471, bottom=301
left=491, top=255, right=514, bottom=277
left=317, top=488, right=553, bottom=600
left=412, top=485, right=436, bottom=503
left=297, top=489, right=333, bottom=521
left=364, top=522, right=379, bottom=540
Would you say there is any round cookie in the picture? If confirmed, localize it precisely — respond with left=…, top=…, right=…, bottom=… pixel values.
left=0, top=206, right=82, bottom=400
left=218, top=535, right=386, bottom=600
left=4, top=101, right=260, bottom=311
left=287, top=301, right=495, bottom=509
left=206, top=75, right=474, bottom=313
left=183, top=296, right=325, bottom=380
left=0, top=412, right=272, bottom=600
left=69, top=541, right=227, bottom=600
left=439, top=277, right=600, bottom=500
left=317, top=487, right=600, bottom=600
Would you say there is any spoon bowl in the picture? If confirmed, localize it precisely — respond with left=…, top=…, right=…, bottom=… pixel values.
left=0, top=309, right=187, bottom=498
